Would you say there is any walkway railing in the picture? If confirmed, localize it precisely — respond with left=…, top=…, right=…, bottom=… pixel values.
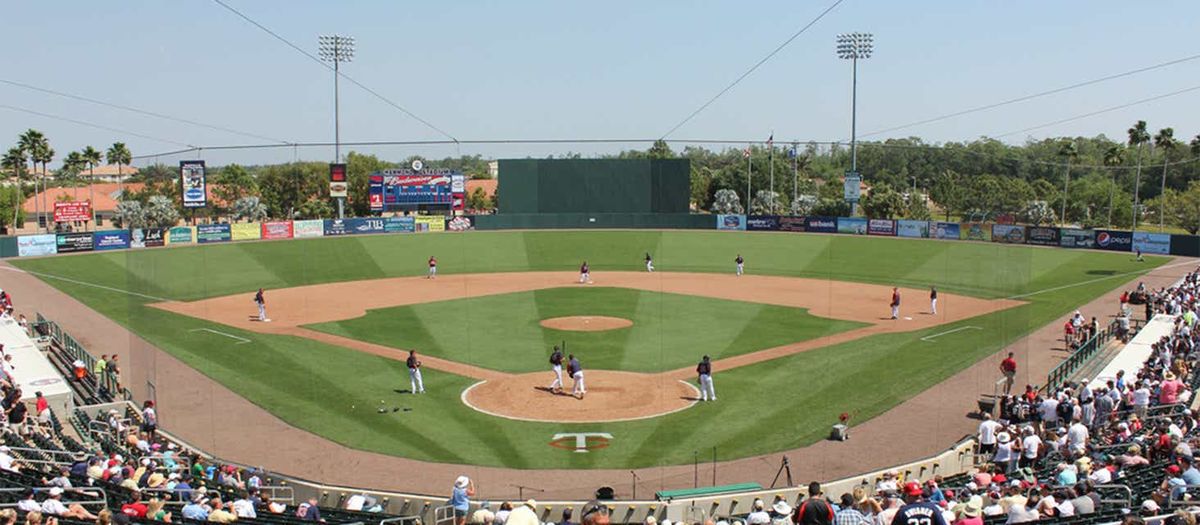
left=1043, top=316, right=1144, bottom=392
left=34, top=313, right=132, bottom=401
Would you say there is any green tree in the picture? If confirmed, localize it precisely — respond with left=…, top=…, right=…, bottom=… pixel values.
left=233, top=196, right=268, bottom=222
left=295, top=198, right=334, bottom=219
left=1127, top=120, right=1151, bottom=229
left=466, top=187, right=491, bottom=211
left=82, top=146, right=103, bottom=224
left=1152, top=128, right=1176, bottom=230
left=859, top=183, right=904, bottom=219
left=257, top=162, right=325, bottom=218
left=1057, top=140, right=1078, bottom=225
left=647, top=139, right=675, bottom=159
left=1, top=148, right=27, bottom=228
left=929, top=170, right=965, bottom=221
left=1102, top=144, right=1125, bottom=226
left=345, top=152, right=391, bottom=216
left=145, top=195, right=181, bottom=228
left=213, top=164, right=257, bottom=215
left=1158, top=182, right=1200, bottom=234
left=105, top=142, right=132, bottom=196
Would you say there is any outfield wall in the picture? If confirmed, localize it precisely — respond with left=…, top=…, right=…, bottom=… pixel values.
left=7, top=215, right=1200, bottom=258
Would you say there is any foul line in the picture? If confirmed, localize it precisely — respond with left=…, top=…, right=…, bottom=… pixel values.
left=188, top=328, right=251, bottom=345
left=0, top=266, right=171, bottom=302
left=1005, top=258, right=1197, bottom=300
left=920, top=326, right=982, bottom=342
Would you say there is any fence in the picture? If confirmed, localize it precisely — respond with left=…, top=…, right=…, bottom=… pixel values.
left=34, top=313, right=132, bottom=401
left=1043, top=317, right=1141, bottom=392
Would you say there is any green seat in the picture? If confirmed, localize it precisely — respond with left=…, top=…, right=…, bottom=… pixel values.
left=655, top=483, right=763, bottom=501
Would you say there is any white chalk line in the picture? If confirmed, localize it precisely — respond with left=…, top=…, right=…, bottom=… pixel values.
left=188, top=328, right=251, bottom=345
left=1005, top=258, right=1196, bottom=300
left=0, top=266, right=171, bottom=302
left=920, top=326, right=982, bottom=342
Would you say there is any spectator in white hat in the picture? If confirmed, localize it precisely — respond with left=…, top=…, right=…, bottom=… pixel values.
left=507, top=500, right=540, bottom=525
left=746, top=499, right=771, bottom=525
left=42, top=487, right=96, bottom=520
left=451, top=476, right=475, bottom=525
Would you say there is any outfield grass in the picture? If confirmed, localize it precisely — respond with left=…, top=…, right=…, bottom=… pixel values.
left=9, top=231, right=1168, bottom=469
left=307, top=287, right=865, bottom=373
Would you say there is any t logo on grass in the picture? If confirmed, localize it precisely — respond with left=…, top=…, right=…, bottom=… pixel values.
left=549, top=433, right=612, bottom=453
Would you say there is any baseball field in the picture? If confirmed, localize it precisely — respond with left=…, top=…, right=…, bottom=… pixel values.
left=8, top=230, right=1166, bottom=469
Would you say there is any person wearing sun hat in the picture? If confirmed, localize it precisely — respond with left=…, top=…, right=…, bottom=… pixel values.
left=506, top=500, right=540, bottom=525
left=891, top=481, right=947, bottom=525
left=746, top=499, right=771, bottom=525
left=450, top=476, right=475, bottom=525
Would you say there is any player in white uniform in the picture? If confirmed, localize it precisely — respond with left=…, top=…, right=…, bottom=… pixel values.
left=929, top=286, right=938, bottom=315
left=697, top=355, right=716, bottom=401
left=579, top=261, right=591, bottom=284
left=645, top=253, right=654, bottom=272
left=406, top=350, right=425, bottom=394
left=735, top=255, right=744, bottom=276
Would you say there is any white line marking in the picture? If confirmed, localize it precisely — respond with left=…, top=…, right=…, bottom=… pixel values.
left=1006, top=258, right=1196, bottom=300
left=188, top=328, right=251, bottom=345
left=459, top=380, right=701, bottom=423
left=920, top=326, right=982, bottom=342
left=0, top=266, right=171, bottom=302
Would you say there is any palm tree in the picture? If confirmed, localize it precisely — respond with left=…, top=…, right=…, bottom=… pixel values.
left=28, top=135, right=54, bottom=233
left=82, top=146, right=103, bottom=226
left=1057, top=140, right=1078, bottom=226
left=106, top=142, right=131, bottom=198
left=1127, top=120, right=1151, bottom=230
left=1153, top=128, right=1176, bottom=231
left=18, top=130, right=43, bottom=230
left=1102, top=144, right=1125, bottom=227
left=1, top=147, right=25, bottom=229
left=62, top=151, right=84, bottom=202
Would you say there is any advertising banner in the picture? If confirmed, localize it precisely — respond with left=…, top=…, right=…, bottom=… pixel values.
left=55, top=232, right=93, bottom=253
left=53, top=201, right=91, bottom=223
left=329, top=163, right=348, bottom=198
left=991, top=224, right=1027, bottom=244
left=384, top=217, right=415, bottom=233
left=196, top=224, right=231, bottom=244
left=844, top=172, right=861, bottom=202
left=805, top=216, right=837, bottom=233
left=867, top=219, right=896, bottom=236
left=323, top=219, right=351, bottom=236
left=1131, top=231, right=1170, bottom=255
left=94, top=230, right=131, bottom=250
left=292, top=219, right=325, bottom=238
left=1026, top=227, right=1060, bottom=246
left=17, top=234, right=57, bottom=257
left=746, top=215, right=780, bottom=231
left=166, top=226, right=194, bottom=245
left=447, top=216, right=474, bottom=232
left=346, top=218, right=386, bottom=234
left=1059, top=228, right=1095, bottom=249
left=961, top=223, right=992, bottom=242
left=261, top=221, right=294, bottom=240
left=837, top=217, right=867, bottom=235
left=896, top=220, right=931, bottom=238
left=933, top=222, right=960, bottom=240
left=231, top=223, right=261, bottom=241
left=451, top=174, right=466, bottom=211
left=778, top=216, right=807, bottom=232
left=180, top=160, right=207, bottom=208
left=1094, top=230, right=1133, bottom=252
left=716, top=215, right=746, bottom=231
left=131, top=228, right=164, bottom=248
left=414, top=215, right=446, bottom=232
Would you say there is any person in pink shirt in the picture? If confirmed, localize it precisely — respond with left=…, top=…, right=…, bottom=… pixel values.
left=1160, top=372, right=1185, bottom=404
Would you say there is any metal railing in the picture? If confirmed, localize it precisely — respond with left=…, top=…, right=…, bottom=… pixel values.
left=379, top=516, right=422, bottom=525
left=0, top=486, right=109, bottom=509
left=34, top=313, right=132, bottom=401
left=1044, top=319, right=1120, bottom=392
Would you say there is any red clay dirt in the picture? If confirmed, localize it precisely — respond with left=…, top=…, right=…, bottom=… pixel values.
left=151, top=271, right=1020, bottom=422
left=539, top=316, right=633, bottom=332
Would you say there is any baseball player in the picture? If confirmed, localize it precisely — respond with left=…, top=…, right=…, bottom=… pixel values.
left=890, top=287, right=901, bottom=320
left=579, top=261, right=591, bottom=284
left=548, top=345, right=565, bottom=394
left=645, top=253, right=654, bottom=272
left=406, top=350, right=425, bottom=394
left=929, top=286, right=938, bottom=315
left=427, top=256, right=437, bottom=279
left=696, top=355, right=716, bottom=401
left=735, top=254, right=744, bottom=276
left=253, top=288, right=270, bottom=322
left=568, top=354, right=585, bottom=399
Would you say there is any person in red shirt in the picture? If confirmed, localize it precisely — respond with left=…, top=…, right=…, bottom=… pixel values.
left=999, top=353, right=1017, bottom=395
left=890, top=287, right=901, bottom=320
left=1063, top=320, right=1075, bottom=346
left=427, top=256, right=437, bottom=279
left=34, top=391, right=49, bottom=425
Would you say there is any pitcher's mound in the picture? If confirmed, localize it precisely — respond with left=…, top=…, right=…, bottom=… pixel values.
left=540, top=316, right=633, bottom=332
left=462, top=371, right=699, bottom=423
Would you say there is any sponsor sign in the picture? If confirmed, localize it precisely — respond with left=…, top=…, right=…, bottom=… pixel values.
left=1026, top=227, right=1060, bottom=246
left=94, top=230, right=131, bottom=250
left=1131, top=231, right=1170, bottom=254
left=746, top=215, right=780, bottom=231
left=1094, top=230, right=1133, bottom=252
left=897, top=220, right=931, bottom=238
left=53, top=201, right=91, bottom=223
left=369, top=169, right=460, bottom=210
left=261, top=221, right=294, bottom=240
left=451, top=174, right=466, bottom=212
left=384, top=217, right=415, bottom=233
left=805, top=216, right=837, bottom=233
left=867, top=219, right=896, bottom=236
left=166, top=226, right=194, bottom=245
left=292, top=219, right=325, bottom=238
left=230, top=223, right=261, bottom=241
left=17, top=234, right=57, bottom=257
left=329, top=163, right=348, bottom=198
left=844, top=171, right=861, bottom=202
left=933, top=222, right=960, bottom=240
left=837, top=217, right=868, bottom=235
left=1059, top=228, right=1095, bottom=249
left=346, top=218, right=386, bottom=234
left=130, top=228, right=164, bottom=248
left=323, top=219, right=351, bottom=236
left=962, top=223, right=992, bottom=242
left=447, top=216, right=474, bottom=232
left=778, top=216, right=807, bottom=232
left=196, top=224, right=231, bottom=244
left=414, top=215, right=446, bottom=232
left=55, top=232, right=93, bottom=253
left=991, top=224, right=1026, bottom=244
left=716, top=214, right=746, bottom=231
left=180, top=160, right=208, bottom=208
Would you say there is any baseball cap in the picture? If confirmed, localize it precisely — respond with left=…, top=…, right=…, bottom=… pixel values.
left=1168, top=465, right=1182, bottom=475
left=903, top=481, right=923, bottom=497
left=49, top=488, right=63, bottom=496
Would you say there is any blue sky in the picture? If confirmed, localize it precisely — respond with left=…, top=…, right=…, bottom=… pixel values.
left=2, top=1, right=1199, bottom=167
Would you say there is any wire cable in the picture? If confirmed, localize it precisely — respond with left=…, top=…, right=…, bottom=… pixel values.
left=860, top=53, right=1200, bottom=139
left=0, top=78, right=292, bottom=145
left=659, top=0, right=846, bottom=139
left=210, top=0, right=458, bottom=143
left=0, top=104, right=196, bottom=148
left=992, top=84, right=1200, bottom=139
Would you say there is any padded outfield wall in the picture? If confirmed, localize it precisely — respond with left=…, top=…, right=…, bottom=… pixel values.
left=498, top=158, right=689, bottom=214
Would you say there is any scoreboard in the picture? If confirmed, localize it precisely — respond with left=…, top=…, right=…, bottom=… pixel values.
left=368, top=166, right=465, bottom=211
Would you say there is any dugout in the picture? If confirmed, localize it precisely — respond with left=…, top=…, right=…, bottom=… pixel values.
left=498, top=159, right=690, bottom=214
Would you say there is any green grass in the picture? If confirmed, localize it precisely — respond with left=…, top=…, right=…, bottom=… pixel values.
left=307, top=287, right=865, bottom=373
left=9, top=231, right=1170, bottom=469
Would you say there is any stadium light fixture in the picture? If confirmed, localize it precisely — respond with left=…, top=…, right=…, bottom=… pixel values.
left=836, top=32, right=872, bottom=193
left=318, top=34, right=354, bottom=218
